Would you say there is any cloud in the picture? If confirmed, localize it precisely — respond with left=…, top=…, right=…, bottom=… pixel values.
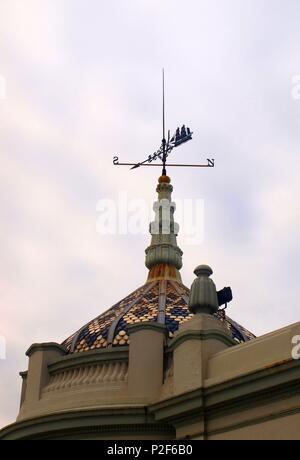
left=0, top=0, right=65, bottom=69
left=1, top=0, right=300, bottom=428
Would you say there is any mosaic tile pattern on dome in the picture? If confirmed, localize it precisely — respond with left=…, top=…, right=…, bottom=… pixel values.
left=165, top=282, right=193, bottom=338
left=63, top=280, right=256, bottom=353
left=222, top=316, right=256, bottom=342
left=62, top=284, right=149, bottom=353
left=112, top=283, right=160, bottom=347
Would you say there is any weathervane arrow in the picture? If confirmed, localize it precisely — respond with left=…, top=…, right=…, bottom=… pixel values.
left=113, top=70, right=215, bottom=174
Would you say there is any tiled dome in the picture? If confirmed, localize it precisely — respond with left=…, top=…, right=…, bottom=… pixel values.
left=63, top=175, right=256, bottom=354
left=62, top=280, right=255, bottom=353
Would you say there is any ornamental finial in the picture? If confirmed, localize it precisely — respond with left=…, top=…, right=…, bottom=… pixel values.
left=188, top=265, right=219, bottom=315
left=145, top=175, right=183, bottom=282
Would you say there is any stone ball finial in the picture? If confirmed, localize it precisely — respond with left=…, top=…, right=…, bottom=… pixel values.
left=194, top=265, right=213, bottom=277
left=158, top=175, right=171, bottom=184
left=188, top=264, right=218, bottom=315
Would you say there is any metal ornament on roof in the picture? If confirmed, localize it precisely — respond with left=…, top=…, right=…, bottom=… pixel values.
left=113, top=70, right=215, bottom=176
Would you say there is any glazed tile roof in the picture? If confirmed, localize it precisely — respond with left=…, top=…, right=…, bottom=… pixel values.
left=62, top=280, right=255, bottom=353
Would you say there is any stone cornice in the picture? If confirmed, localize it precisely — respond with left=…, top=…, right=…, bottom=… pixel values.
left=48, top=346, right=129, bottom=374
left=208, top=404, right=300, bottom=438
left=127, top=322, right=167, bottom=335
left=168, top=329, right=237, bottom=351
left=26, top=342, right=68, bottom=358
left=149, top=359, right=300, bottom=425
left=19, top=371, right=28, bottom=379
left=0, top=406, right=175, bottom=440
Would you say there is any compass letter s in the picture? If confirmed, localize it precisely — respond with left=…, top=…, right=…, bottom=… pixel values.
left=113, top=156, right=119, bottom=165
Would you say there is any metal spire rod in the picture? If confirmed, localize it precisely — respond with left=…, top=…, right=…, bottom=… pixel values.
left=162, top=68, right=165, bottom=143
left=112, top=71, right=215, bottom=173
left=162, top=69, right=167, bottom=176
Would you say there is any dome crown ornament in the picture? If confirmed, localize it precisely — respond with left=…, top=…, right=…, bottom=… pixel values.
left=145, top=175, right=183, bottom=282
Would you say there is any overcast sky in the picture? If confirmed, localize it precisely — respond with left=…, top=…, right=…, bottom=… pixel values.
left=0, top=0, right=300, bottom=428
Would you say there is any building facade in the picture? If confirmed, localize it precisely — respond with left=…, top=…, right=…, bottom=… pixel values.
left=1, top=175, right=300, bottom=440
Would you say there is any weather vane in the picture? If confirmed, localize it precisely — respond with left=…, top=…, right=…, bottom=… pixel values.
left=113, top=70, right=215, bottom=175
